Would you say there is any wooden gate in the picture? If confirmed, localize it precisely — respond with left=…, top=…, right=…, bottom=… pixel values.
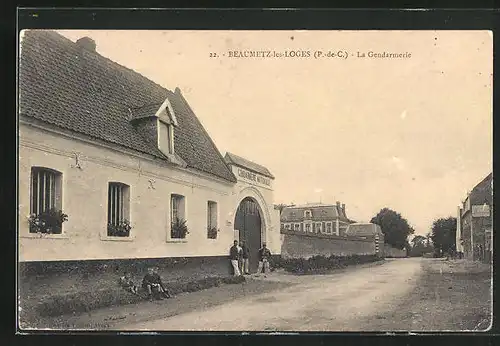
left=234, top=197, right=262, bottom=273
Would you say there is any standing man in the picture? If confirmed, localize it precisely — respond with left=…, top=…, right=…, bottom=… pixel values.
left=237, top=241, right=243, bottom=274
left=240, top=240, right=250, bottom=275
left=256, top=242, right=272, bottom=276
left=229, top=240, right=241, bottom=276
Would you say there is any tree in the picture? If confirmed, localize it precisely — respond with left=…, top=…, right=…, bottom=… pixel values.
left=411, top=235, right=426, bottom=248
left=430, top=217, right=456, bottom=256
left=370, top=208, right=415, bottom=249
left=274, top=203, right=295, bottom=214
left=425, top=232, right=432, bottom=247
left=409, top=234, right=433, bottom=257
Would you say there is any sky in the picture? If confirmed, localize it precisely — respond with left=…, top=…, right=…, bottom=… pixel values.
left=57, top=30, right=493, bottom=236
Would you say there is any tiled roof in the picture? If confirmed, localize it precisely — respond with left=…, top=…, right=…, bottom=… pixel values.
left=19, top=30, right=237, bottom=183
left=280, top=204, right=351, bottom=222
left=224, top=152, right=275, bottom=179
left=470, top=172, right=493, bottom=206
left=345, top=223, right=383, bottom=237
left=129, top=102, right=164, bottom=121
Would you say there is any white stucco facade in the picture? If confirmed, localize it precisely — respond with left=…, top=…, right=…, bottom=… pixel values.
left=18, top=121, right=280, bottom=262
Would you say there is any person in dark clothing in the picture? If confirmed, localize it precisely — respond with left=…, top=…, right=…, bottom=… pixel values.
left=229, top=240, right=241, bottom=276
left=142, top=267, right=172, bottom=301
left=256, top=243, right=272, bottom=275
left=240, top=241, right=250, bottom=275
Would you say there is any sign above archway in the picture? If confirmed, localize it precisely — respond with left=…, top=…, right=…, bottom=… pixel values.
left=224, top=152, right=274, bottom=190
left=237, top=167, right=271, bottom=186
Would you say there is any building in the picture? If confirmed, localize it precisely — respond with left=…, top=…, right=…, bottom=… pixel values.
left=456, top=173, right=493, bottom=262
left=280, top=202, right=354, bottom=236
left=345, top=223, right=385, bottom=256
left=18, top=30, right=280, bottom=275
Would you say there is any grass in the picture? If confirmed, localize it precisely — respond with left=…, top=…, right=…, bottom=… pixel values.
left=358, top=259, right=492, bottom=331
left=20, top=273, right=246, bottom=324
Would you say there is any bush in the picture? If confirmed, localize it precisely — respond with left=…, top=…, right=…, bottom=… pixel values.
left=278, top=254, right=380, bottom=274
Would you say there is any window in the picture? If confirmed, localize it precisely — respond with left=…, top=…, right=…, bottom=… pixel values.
left=107, top=182, right=131, bottom=237
left=305, top=223, right=311, bottom=233
left=304, top=210, right=312, bottom=218
left=316, top=222, right=323, bottom=233
left=30, top=167, right=63, bottom=233
left=284, top=223, right=291, bottom=230
left=294, top=223, right=300, bottom=231
left=171, top=194, right=187, bottom=239
left=326, top=222, right=333, bottom=234
left=158, top=121, right=174, bottom=155
left=207, top=201, right=218, bottom=239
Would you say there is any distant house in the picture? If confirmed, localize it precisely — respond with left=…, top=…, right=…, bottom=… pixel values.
left=346, top=223, right=386, bottom=256
left=456, top=172, right=493, bottom=262
left=280, top=202, right=354, bottom=236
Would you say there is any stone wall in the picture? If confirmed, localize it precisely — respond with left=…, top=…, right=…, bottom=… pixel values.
left=280, top=230, right=377, bottom=259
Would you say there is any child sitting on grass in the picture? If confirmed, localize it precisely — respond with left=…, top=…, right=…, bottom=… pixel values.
left=142, top=267, right=173, bottom=301
left=118, top=272, right=139, bottom=295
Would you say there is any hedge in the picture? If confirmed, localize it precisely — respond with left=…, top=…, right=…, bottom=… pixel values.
left=275, top=254, right=381, bottom=274
left=35, top=275, right=245, bottom=318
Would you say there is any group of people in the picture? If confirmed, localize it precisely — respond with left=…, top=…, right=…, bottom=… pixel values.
left=229, top=240, right=272, bottom=276
left=118, top=267, right=173, bottom=301
left=117, top=242, right=273, bottom=299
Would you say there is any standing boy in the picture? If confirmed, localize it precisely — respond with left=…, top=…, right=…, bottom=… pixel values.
left=240, top=241, right=250, bottom=275
left=256, top=243, right=272, bottom=276
left=229, top=240, right=241, bottom=276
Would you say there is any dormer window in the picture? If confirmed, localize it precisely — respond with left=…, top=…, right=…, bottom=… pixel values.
left=158, top=121, right=174, bottom=155
left=156, top=97, right=178, bottom=156
left=304, top=210, right=312, bottom=218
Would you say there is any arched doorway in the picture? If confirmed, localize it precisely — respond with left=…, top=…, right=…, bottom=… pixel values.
left=234, top=197, right=262, bottom=273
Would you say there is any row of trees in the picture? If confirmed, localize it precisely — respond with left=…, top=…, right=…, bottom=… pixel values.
left=275, top=203, right=457, bottom=257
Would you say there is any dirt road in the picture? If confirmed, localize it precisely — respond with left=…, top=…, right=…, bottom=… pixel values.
left=119, top=258, right=423, bottom=331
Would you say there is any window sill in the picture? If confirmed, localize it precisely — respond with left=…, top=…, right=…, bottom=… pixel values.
left=166, top=238, right=188, bottom=243
left=20, top=233, right=69, bottom=239
left=100, top=235, right=135, bottom=242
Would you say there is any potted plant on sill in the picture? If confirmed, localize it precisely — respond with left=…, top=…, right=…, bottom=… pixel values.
left=107, top=219, right=132, bottom=237
left=28, top=208, right=68, bottom=236
left=171, top=217, right=189, bottom=239
left=207, top=226, right=219, bottom=239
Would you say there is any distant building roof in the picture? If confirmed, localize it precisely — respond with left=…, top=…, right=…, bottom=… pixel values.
left=288, top=203, right=332, bottom=208
left=470, top=172, right=493, bottom=206
left=281, top=203, right=351, bottom=222
left=19, top=30, right=237, bottom=183
left=224, top=152, right=275, bottom=179
left=346, top=223, right=383, bottom=237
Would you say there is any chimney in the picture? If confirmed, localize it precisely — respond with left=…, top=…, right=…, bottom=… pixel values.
left=76, top=37, right=96, bottom=52
left=336, top=201, right=341, bottom=212
left=341, top=203, right=346, bottom=214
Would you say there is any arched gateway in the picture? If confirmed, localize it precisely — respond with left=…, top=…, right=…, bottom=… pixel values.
left=224, top=152, right=278, bottom=272
left=234, top=197, right=262, bottom=272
